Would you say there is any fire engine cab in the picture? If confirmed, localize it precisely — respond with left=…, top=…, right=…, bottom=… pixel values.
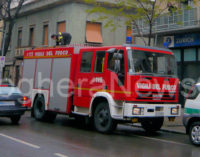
left=21, top=44, right=181, bottom=133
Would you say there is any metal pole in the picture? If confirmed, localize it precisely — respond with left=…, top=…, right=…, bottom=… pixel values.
left=155, top=34, right=158, bottom=46
left=0, top=21, right=6, bottom=80
left=1, top=21, right=6, bottom=56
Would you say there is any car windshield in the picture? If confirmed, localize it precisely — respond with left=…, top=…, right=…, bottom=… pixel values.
left=127, top=49, right=177, bottom=77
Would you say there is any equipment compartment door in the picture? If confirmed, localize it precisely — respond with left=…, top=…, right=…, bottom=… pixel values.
left=21, top=59, right=36, bottom=96
left=49, top=58, right=71, bottom=112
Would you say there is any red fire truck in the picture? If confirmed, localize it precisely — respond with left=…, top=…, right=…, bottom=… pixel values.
left=21, top=44, right=180, bottom=133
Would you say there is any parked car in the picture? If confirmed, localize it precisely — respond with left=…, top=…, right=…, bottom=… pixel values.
left=183, top=83, right=200, bottom=145
left=0, top=84, right=31, bottom=124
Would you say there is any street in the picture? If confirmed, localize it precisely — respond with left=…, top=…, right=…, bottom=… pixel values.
left=0, top=112, right=199, bottom=157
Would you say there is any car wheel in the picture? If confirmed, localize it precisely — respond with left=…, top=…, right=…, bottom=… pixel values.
left=189, top=121, right=200, bottom=146
left=33, top=95, right=46, bottom=121
left=141, top=117, right=164, bottom=133
left=93, top=102, right=117, bottom=134
left=10, top=115, right=21, bottom=124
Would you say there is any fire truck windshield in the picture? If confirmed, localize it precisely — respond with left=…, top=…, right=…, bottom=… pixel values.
left=127, top=50, right=177, bottom=77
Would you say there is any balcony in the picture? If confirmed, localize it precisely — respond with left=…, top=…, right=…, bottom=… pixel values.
left=133, top=7, right=200, bottom=36
left=15, top=47, right=32, bottom=58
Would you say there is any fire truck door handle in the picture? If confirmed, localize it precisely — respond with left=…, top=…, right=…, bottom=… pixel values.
left=77, top=84, right=80, bottom=88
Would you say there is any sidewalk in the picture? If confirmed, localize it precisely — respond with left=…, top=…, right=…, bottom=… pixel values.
left=161, top=109, right=185, bottom=134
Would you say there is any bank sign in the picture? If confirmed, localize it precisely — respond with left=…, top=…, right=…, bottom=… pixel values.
left=164, top=33, right=200, bottom=48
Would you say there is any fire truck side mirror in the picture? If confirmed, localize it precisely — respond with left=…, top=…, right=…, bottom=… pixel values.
left=113, top=53, right=122, bottom=74
left=113, top=53, right=123, bottom=60
left=114, top=59, right=121, bottom=74
left=107, top=48, right=116, bottom=53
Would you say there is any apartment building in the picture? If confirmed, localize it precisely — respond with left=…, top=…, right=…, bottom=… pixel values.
left=133, top=0, right=200, bottom=82
left=4, top=0, right=134, bottom=85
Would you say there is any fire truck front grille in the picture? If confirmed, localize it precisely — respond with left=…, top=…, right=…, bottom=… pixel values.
left=136, top=91, right=176, bottom=100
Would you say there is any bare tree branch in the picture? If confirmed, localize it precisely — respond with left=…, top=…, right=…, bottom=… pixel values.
left=0, top=0, right=26, bottom=56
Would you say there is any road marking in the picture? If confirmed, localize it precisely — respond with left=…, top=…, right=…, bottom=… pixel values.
left=134, top=134, right=190, bottom=146
left=54, top=153, right=68, bottom=157
left=0, top=133, right=40, bottom=149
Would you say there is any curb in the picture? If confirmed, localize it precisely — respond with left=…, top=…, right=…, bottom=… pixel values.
left=160, top=128, right=185, bottom=135
left=132, top=124, right=186, bottom=135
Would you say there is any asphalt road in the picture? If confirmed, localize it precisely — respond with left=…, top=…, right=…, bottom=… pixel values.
left=0, top=112, right=199, bottom=157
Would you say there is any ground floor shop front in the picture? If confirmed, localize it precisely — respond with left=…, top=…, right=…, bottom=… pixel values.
left=158, top=33, right=200, bottom=82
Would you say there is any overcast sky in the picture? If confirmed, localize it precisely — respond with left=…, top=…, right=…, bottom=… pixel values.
left=11, top=0, right=35, bottom=8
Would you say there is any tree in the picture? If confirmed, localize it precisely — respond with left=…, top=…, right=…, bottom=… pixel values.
left=85, top=0, right=190, bottom=46
left=0, top=0, right=26, bottom=56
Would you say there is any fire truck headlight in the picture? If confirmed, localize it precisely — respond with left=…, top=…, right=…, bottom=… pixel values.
left=133, top=107, right=144, bottom=115
left=171, top=107, right=179, bottom=115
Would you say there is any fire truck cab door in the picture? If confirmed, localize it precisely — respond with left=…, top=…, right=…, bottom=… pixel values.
left=105, top=49, right=126, bottom=100
left=73, top=50, right=95, bottom=108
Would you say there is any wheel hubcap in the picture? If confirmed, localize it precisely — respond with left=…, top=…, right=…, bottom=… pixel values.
left=191, top=126, right=200, bottom=143
left=98, top=108, right=109, bottom=126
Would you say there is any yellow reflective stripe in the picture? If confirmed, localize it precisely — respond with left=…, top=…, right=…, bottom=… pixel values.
left=74, top=87, right=131, bottom=94
left=58, top=32, right=63, bottom=41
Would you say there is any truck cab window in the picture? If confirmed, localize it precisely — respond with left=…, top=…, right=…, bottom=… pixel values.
left=80, top=52, right=93, bottom=72
left=94, top=51, right=105, bottom=73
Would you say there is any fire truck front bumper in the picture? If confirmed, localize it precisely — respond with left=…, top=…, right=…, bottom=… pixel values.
left=123, top=103, right=181, bottom=118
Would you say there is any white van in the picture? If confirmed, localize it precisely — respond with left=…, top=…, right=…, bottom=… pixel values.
left=183, top=83, right=200, bottom=145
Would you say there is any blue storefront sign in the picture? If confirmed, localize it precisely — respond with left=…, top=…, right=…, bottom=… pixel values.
left=164, top=33, right=200, bottom=48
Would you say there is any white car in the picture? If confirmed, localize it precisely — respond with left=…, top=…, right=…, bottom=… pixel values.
left=183, top=83, right=200, bottom=145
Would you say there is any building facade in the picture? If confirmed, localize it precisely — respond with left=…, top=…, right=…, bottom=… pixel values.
left=0, top=21, right=3, bottom=50
left=133, top=1, right=200, bottom=82
left=4, top=0, right=134, bottom=85
left=155, top=7, right=200, bottom=82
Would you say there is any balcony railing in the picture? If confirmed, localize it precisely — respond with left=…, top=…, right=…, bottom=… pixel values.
left=15, top=47, right=32, bottom=58
left=133, top=7, right=200, bottom=36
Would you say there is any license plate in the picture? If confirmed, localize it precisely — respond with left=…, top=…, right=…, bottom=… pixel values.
left=156, top=111, right=164, bottom=116
left=0, top=101, right=15, bottom=106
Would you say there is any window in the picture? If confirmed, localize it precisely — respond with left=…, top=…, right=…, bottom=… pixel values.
left=184, top=48, right=196, bottom=61
left=172, top=49, right=181, bottom=62
left=126, top=27, right=134, bottom=44
left=80, top=52, right=93, bottom=72
left=43, top=25, right=48, bottom=45
left=107, top=53, right=115, bottom=71
left=29, top=27, right=34, bottom=46
left=86, top=22, right=103, bottom=43
left=94, top=51, right=105, bottom=73
left=57, top=21, right=66, bottom=33
left=198, top=48, right=200, bottom=61
left=17, top=29, right=22, bottom=47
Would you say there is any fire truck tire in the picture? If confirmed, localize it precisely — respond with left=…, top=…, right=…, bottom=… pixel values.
left=33, top=96, right=47, bottom=121
left=141, top=117, right=164, bottom=133
left=93, top=102, right=117, bottom=134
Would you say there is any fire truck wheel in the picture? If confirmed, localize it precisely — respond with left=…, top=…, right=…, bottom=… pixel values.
left=10, top=115, right=21, bottom=124
left=141, top=117, right=164, bottom=133
left=93, top=102, right=117, bottom=134
left=33, top=96, right=47, bottom=121
left=189, top=121, right=200, bottom=146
